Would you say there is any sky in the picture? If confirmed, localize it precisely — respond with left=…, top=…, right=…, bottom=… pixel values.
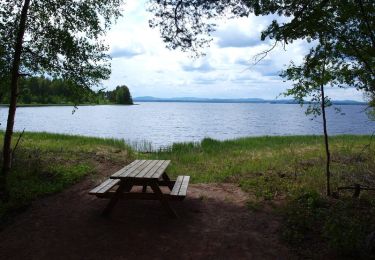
left=103, top=0, right=364, bottom=101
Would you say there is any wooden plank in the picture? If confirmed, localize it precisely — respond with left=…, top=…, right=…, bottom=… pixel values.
left=111, top=160, right=142, bottom=178
left=178, top=176, right=190, bottom=196
left=135, top=160, right=160, bottom=178
left=127, top=160, right=154, bottom=177
left=99, top=191, right=184, bottom=200
left=97, top=179, right=121, bottom=194
left=143, top=160, right=165, bottom=178
left=89, top=178, right=120, bottom=194
left=150, top=160, right=171, bottom=179
left=117, top=160, right=148, bottom=178
left=136, top=160, right=164, bottom=178
left=170, top=175, right=184, bottom=196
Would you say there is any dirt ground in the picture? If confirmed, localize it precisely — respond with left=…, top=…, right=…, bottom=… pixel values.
left=0, top=166, right=294, bottom=260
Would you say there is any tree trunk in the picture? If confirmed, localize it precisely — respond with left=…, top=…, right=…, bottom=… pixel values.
left=321, top=83, right=331, bottom=196
left=0, top=0, right=31, bottom=202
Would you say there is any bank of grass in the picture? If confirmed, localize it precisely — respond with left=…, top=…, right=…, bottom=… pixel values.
left=0, top=131, right=134, bottom=223
left=143, top=135, right=375, bottom=199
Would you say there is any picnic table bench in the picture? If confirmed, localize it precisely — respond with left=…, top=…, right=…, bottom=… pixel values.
left=89, top=160, right=190, bottom=218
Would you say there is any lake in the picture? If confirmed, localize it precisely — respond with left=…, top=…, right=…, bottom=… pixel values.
left=0, top=102, right=374, bottom=149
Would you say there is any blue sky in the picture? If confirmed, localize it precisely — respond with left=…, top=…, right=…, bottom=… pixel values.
left=103, top=0, right=364, bottom=101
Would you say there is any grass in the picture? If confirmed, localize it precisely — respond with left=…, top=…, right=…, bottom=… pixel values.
left=0, top=132, right=374, bottom=256
left=0, top=131, right=134, bottom=224
left=1, top=132, right=374, bottom=206
left=142, top=135, right=375, bottom=199
left=142, top=135, right=375, bottom=257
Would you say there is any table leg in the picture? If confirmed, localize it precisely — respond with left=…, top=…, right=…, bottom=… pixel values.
left=150, top=181, right=177, bottom=218
left=102, top=180, right=133, bottom=216
left=142, top=185, right=147, bottom=193
left=161, top=172, right=174, bottom=190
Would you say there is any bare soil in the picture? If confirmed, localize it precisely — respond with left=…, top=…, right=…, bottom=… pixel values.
left=0, top=165, right=294, bottom=260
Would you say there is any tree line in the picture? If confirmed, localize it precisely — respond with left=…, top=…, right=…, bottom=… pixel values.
left=0, top=77, right=133, bottom=105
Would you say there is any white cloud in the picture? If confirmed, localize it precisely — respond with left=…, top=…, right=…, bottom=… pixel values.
left=102, top=1, right=365, bottom=101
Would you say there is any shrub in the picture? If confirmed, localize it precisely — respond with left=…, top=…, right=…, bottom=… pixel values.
left=281, top=192, right=375, bottom=258
left=281, top=190, right=328, bottom=245
left=323, top=198, right=375, bottom=257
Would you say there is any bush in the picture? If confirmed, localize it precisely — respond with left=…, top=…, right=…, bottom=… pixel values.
left=323, top=199, right=375, bottom=257
left=281, top=192, right=375, bottom=258
left=281, top=190, right=328, bottom=245
left=281, top=191, right=375, bottom=258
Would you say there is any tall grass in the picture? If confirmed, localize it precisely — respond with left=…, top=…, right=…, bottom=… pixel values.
left=142, top=135, right=375, bottom=199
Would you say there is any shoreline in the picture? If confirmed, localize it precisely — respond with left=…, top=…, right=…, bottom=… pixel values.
left=0, top=101, right=368, bottom=107
left=0, top=130, right=373, bottom=151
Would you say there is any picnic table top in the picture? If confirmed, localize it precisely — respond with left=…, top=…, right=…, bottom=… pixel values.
left=110, top=160, right=171, bottom=180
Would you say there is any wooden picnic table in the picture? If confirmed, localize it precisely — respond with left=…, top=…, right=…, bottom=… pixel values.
left=89, top=160, right=190, bottom=218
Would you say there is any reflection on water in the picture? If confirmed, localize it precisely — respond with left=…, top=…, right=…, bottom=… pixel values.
left=0, top=102, right=374, bottom=148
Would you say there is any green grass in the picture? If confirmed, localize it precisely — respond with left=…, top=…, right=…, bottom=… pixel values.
left=142, top=135, right=375, bottom=199
left=143, top=135, right=375, bottom=257
left=1, top=132, right=374, bottom=209
left=0, top=132, right=374, bottom=255
left=0, top=131, right=134, bottom=223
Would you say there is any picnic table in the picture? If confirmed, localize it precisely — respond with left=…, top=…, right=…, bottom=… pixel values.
left=89, top=160, right=190, bottom=218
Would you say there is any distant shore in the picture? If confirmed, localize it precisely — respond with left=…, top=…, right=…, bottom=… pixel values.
left=133, top=97, right=368, bottom=105
left=0, top=99, right=367, bottom=107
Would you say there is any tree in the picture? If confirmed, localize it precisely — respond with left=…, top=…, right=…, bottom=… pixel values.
left=148, top=0, right=375, bottom=100
left=0, top=0, right=123, bottom=200
left=114, top=85, right=133, bottom=105
left=148, top=0, right=375, bottom=196
left=282, top=38, right=338, bottom=196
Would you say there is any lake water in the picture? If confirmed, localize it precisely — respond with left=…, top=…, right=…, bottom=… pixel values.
left=0, top=102, right=374, bottom=149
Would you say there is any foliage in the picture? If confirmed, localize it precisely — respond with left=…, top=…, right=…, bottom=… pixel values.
left=148, top=0, right=249, bottom=56
left=1, top=77, right=134, bottom=105
left=16, top=76, right=96, bottom=104
left=0, top=0, right=123, bottom=91
left=281, top=192, right=375, bottom=258
left=143, top=135, right=375, bottom=193
left=281, top=190, right=328, bottom=245
left=104, top=85, right=134, bottom=105
left=259, top=0, right=375, bottom=97
left=0, top=0, right=124, bottom=200
left=0, top=131, right=134, bottom=224
left=148, top=0, right=375, bottom=101
left=282, top=41, right=335, bottom=115
left=323, top=199, right=375, bottom=256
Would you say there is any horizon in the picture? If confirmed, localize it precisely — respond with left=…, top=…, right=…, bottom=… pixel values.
left=132, top=96, right=366, bottom=103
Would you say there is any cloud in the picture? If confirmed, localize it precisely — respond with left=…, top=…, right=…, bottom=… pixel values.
left=213, top=19, right=266, bottom=48
left=235, top=58, right=251, bottom=66
left=181, top=60, right=214, bottom=73
left=193, top=77, right=217, bottom=85
left=101, top=6, right=365, bottom=101
left=216, top=31, right=262, bottom=48
left=235, top=58, right=280, bottom=77
left=110, top=46, right=145, bottom=58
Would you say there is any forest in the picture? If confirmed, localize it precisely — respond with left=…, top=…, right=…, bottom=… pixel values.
left=0, top=77, right=133, bottom=105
